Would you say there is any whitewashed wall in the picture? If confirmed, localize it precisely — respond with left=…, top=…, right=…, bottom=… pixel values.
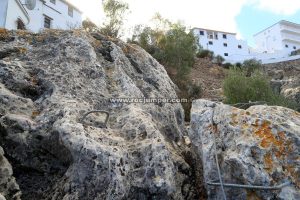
left=26, top=0, right=82, bottom=32
left=0, top=0, right=29, bottom=30
left=254, top=23, right=283, bottom=53
left=0, top=0, right=9, bottom=27
left=193, top=28, right=250, bottom=62
left=254, top=22, right=300, bottom=54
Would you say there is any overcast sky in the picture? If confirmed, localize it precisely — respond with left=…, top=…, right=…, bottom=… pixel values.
left=70, top=0, right=300, bottom=46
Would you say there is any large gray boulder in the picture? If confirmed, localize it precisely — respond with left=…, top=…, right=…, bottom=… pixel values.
left=0, top=30, right=205, bottom=199
left=190, top=99, right=300, bottom=200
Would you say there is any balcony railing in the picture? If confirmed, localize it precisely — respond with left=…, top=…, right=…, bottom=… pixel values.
left=280, top=25, right=300, bottom=35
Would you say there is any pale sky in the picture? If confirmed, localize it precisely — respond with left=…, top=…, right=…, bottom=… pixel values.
left=70, top=0, right=300, bottom=42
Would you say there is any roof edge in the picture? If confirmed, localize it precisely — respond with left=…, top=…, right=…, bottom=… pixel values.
left=253, top=20, right=300, bottom=37
left=192, top=27, right=236, bottom=35
left=60, top=0, right=83, bottom=13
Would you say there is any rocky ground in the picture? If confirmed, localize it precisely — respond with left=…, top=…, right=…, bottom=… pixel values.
left=0, top=29, right=206, bottom=200
left=189, top=58, right=225, bottom=102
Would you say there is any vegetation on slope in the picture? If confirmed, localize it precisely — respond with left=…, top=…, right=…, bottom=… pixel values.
left=223, top=62, right=299, bottom=110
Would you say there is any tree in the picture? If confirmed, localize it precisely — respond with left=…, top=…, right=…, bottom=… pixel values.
left=101, top=0, right=129, bottom=38
left=82, top=19, right=99, bottom=32
left=130, top=19, right=197, bottom=77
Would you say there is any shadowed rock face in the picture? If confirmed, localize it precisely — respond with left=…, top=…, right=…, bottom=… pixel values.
left=190, top=100, right=300, bottom=200
left=0, top=30, right=205, bottom=200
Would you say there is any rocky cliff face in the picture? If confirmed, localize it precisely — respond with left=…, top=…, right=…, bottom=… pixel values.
left=190, top=100, right=300, bottom=200
left=0, top=29, right=205, bottom=199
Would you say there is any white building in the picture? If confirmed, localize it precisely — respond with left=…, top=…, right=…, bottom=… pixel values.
left=193, top=27, right=250, bottom=62
left=0, top=0, right=82, bottom=32
left=254, top=20, right=300, bottom=54
left=0, top=0, right=30, bottom=30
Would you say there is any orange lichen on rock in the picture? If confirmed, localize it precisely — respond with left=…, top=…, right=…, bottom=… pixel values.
left=0, top=28, right=9, bottom=40
left=254, top=120, right=284, bottom=151
left=264, top=152, right=273, bottom=172
left=231, top=111, right=239, bottom=125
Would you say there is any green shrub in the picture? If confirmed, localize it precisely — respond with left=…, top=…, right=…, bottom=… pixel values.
left=235, top=62, right=242, bottom=68
left=214, top=55, right=225, bottom=65
left=196, top=49, right=214, bottom=59
left=242, top=59, right=262, bottom=76
left=223, top=68, right=298, bottom=110
left=222, top=62, right=234, bottom=69
left=176, top=79, right=202, bottom=121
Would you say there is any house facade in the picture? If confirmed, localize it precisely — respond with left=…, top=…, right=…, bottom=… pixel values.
left=0, top=0, right=30, bottom=30
left=0, top=0, right=82, bottom=32
left=193, top=28, right=250, bottom=62
left=254, top=20, right=300, bottom=54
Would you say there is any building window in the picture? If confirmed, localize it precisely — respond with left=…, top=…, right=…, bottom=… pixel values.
left=17, top=18, right=26, bottom=30
left=223, top=34, right=227, bottom=39
left=208, top=41, right=213, bottom=45
left=68, top=6, right=73, bottom=17
left=223, top=43, right=227, bottom=47
left=285, top=44, right=289, bottom=48
left=50, top=0, right=56, bottom=4
left=224, top=53, right=228, bottom=56
left=238, top=45, right=242, bottom=49
left=293, top=46, right=297, bottom=50
left=44, top=15, right=52, bottom=29
left=199, top=31, right=204, bottom=35
left=215, top=33, right=218, bottom=40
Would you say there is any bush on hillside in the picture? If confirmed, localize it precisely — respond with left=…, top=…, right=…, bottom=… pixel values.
left=222, top=62, right=234, bottom=69
left=214, top=55, right=225, bottom=65
left=101, top=0, right=129, bottom=38
left=223, top=68, right=298, bottom=110
left=242, top=59, right=262, bottom=76
left=176, top=79, right=202, bottom=121
left=196, top=49, right=214, bottom=59
left=235, top=62, right=242, bottom=68
left=130, top=18, right=198, bottom=78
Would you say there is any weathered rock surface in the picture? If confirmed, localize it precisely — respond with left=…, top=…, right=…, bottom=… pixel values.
left=0, top=30, right=205, bottom=199
left=0, top=146, right=21, bottom=200
left=190, top=99, right=300, bottom=200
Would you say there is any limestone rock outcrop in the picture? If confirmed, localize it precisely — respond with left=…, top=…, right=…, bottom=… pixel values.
left=190, top=100, right=300, bottom=200
left=0, top=30, right=205, bottom=199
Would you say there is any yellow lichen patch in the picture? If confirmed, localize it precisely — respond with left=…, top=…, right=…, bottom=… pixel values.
left=264, top=152, right=273, bottom=172
left=0, top=28, right=9, bottom=40
left=242, top=123, right=250, bottom=130
left=286, top=165, right=300, bottom=188
left=30, top=76, right=38, bottom=85
left=246, top=190, right=262, bottom=200
left=254, top=121, right=285, bottom=151
left=208, top=124, right=218, bottom=133
left=122, top=44, right=135, bottom=54
left=231, top=112, right=239, bottom=125
left=18, top=47, right=27, bottom=54
left=31, top=111, right=40, bottom=118
left=92, top=39, right=102, bottom=48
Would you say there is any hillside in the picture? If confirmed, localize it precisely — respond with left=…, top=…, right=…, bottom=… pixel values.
left=189, top=58, right=226, bottom=101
